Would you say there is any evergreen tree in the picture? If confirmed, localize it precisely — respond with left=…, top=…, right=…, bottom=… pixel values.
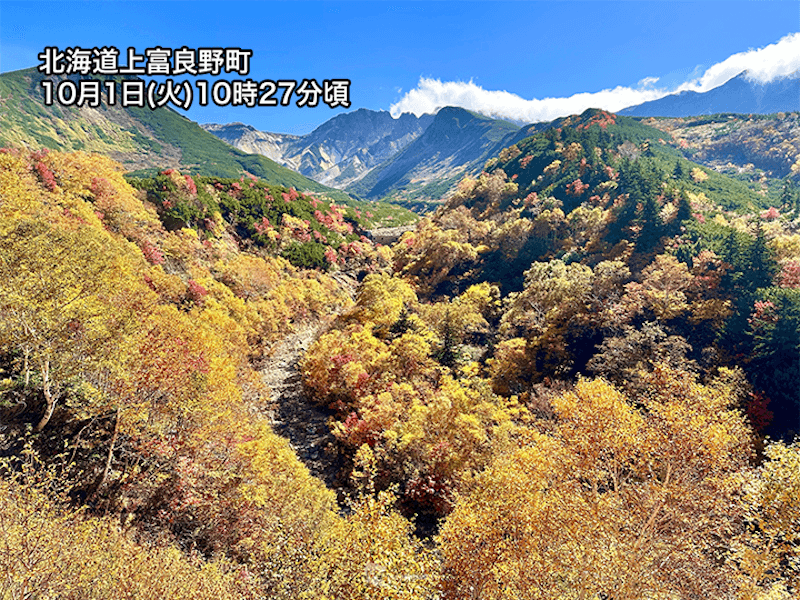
left=746, top=220, right=777, bottom=292
left=675, top=242, right=695, bottom=269
left=674, top=190, right=692, bottom=224
left=749, top=289, right=800, bottom=437
left=779, top=177, right=798, bottom=213
left=434, top=309, right=461, bottom=370
left=635, top=195, right=664, bottom=253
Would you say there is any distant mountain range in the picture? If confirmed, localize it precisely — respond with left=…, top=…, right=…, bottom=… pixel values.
left=203, top=109, right=435, bottom=189
left=620, top=71, right=800, bottom=117
left=345, top=107, right=520, bottom=201
left=3, top=64, right=798, bottom=209
left=206, top=107, right=520, bottom=202
left=206, top=71, right=800, bottom=202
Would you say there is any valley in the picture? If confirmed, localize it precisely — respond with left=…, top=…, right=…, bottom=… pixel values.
left=2, top=53, right=800, bottom=599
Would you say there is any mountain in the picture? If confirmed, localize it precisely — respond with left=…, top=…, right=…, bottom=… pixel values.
left=492, top=109, right=775, bottom=216
left=641, top=112, right=800, bottom=183
left=203, top=109, right=435, bottom=189
left=0, top=68, right=349, bottom=199
left=345, top=106, right=520, bottom=202
left=619, top=71, right=800, bottom=117
left=201, top=122, right=300, bottom=165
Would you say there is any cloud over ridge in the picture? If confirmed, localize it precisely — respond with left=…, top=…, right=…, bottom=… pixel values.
left=390, top=32, right=800, bottom=123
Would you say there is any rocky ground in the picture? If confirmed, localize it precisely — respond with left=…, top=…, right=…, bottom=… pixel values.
left=261, top=323, right=344, bottom=494
left=260, top=275, right=357, bottom=501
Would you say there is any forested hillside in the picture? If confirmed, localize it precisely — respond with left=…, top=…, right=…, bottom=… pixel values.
left=643, top=111, right=800, bottom=184
left=0, top=68, right=352, bottom=199
left=2, top=104, right=800, bottom=598
left=0, top=148, right=434, bottom=598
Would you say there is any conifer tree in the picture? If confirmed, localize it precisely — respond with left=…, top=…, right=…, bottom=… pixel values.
left=635, top=195, right=664, bottom=253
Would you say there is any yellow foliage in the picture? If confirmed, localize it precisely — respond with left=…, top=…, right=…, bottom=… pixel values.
left=440, top=370, right=754, bottom=599
left=0, top=470, right=251, bottom=600
left=313, top=491, right=439, bottom=600
left=735, top=441, right=800, bottom=595
left=691, top=166, right=710, bottom=182
left=351, top=273, right=418, bottom=330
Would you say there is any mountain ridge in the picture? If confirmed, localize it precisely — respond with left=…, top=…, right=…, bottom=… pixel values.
left=202, top=108, right=435, bottom=189
left=0, top=67, right=349, bottom=199
left=345, top=106, right=520, bottom=202
left=619, top=70, right=800, bottom=117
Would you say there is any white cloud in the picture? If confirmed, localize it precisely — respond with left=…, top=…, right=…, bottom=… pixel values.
left=639, top=76, right=660, bottom=88
left=679, top=32, right=800, bottom=92
left=390, top=77, right=668, bottom=122
left=390, top=32, right=800, bottom=123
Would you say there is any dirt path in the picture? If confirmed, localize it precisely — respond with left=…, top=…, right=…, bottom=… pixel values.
left=261, top=321, right=344, bottom=491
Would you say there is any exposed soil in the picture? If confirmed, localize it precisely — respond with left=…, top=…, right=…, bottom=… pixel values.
left=261, top=323, right=344, bottom=493
left=261, top=274, right=357, bottom=499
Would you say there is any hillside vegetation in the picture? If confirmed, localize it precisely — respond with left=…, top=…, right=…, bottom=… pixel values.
left=643, top=111, right=800, bottom=188
left=2, top=105, right=800, bottom=598
left=0, top=148, right=435, bottom=599
left=0, top=68, right=351, bottom=199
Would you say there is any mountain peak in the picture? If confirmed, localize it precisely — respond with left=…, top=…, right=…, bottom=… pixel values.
left=619, top=69, right=800, bottom=117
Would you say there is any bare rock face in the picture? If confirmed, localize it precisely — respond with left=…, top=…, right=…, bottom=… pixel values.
left=203, top=109, right=435, bottom=189
left=345, top=107, right=521, bottom=202
left=201, top=122, right=300, bottom=165
left=364, top=225, right=415, bottom=246
left=203, top=107, right=524, bottom=202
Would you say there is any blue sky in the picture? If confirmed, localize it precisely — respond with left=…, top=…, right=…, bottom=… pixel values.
left=1, top=1, right=798, bottom=135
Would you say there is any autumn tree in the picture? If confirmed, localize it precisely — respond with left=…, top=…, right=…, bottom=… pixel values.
left=439, top=369, right=754, bottom=600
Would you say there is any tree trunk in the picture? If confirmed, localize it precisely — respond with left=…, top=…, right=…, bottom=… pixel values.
left=96, top=406, right=120, bottom=493
left=23, top=346, right=30, bottom=388
left=33, top=359, right=54, bottom=432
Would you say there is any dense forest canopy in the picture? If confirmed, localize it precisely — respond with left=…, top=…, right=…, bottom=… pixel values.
left=1, top=108, right=800, bottom=598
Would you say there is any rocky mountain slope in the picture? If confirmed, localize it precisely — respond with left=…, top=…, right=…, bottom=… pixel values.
left=346, top=106, right=520, bottom=202
left=203, top=109, right=435, bottom=189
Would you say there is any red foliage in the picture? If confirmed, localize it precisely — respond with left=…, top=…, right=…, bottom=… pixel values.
left=90, top=177, right=114, bottom=201
left=34, top=161, right=57, bottom=191
left=324, top=246, right=338, bottom=264
left=405, top=472, right=454, bottom=514
left=745, top=391, right=774, bottom=434
left=566, top=178, right=589, bottom=196
left=186, top=279, right=209, bottom=305
left=141, top=241, right=165, bottom=265
left=777, top=260, right=800, bottom=288
left=184, top=175, right=197, bottom=196
left=761, top=207, right=781, bottom=221
left=749, top=300, right=777, bottom=329
left=253, top=216, right=272, bottom=235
